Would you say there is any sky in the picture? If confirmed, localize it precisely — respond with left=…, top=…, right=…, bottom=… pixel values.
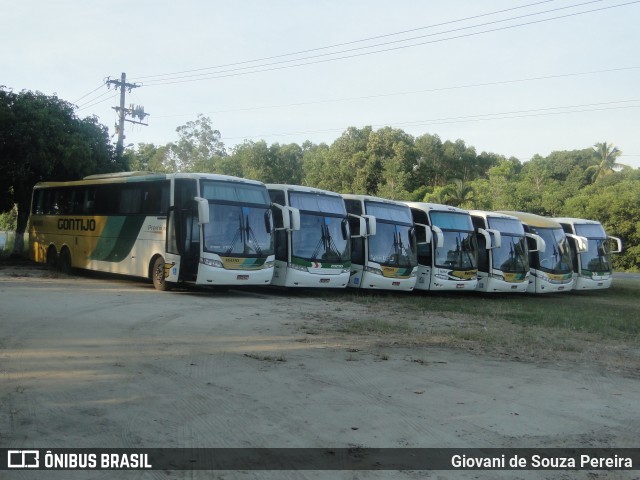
left=3, top=0, right=640, bottom=168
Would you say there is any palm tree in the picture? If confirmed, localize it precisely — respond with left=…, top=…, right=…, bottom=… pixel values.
left=440, top=178, right=475, bottom=208
left=587, top=142, right=622, bottom=183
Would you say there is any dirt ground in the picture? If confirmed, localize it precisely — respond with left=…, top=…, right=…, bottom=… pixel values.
left=1, top=263, right=639, bottom=479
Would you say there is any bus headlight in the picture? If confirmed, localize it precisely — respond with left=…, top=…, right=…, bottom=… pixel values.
left=341, top=268, right=350, bottom=274
left=490, top=273, right=504, bottom=280
left=264, top=260, right=274, bottom=269
left=364, top=266, right=383, bottom=276
left=200, top=257, right=224, bottom=268
left=435, top=273, right=449, bottom=280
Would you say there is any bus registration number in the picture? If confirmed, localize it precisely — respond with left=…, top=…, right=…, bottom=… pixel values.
left=237, top=275, right=249, bottom=280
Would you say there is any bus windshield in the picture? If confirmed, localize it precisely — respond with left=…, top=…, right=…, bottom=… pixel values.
left=574, top=224, right=611, bottom=275
left=201, top=180, right=273, bottom=257
left=488, top=217, right=528, bottom=273
left=203, top=204, right=273, bottom=257
left=431, top=211, right=477, bottom=270
left=532, top=227, right=572, bottom=274
left=368, top=222, right=416, bottom=268
left=434, top=231, right=477, bottom=270
left=291, top=214, right=350, bottom=263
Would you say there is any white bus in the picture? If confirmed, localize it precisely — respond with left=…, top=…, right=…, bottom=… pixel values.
left=497, top=211, right=575, bottom=294
left=470, top=210, right=544, bottom=293
left=267, top=184, right=351, bottom=288
left=29, top=172, right=275, bottom=290
left=342, top=194, right=417, bottom=291
left=555, top=217, right=622, bottom=290
left=406, top=202, right=478, bottom=291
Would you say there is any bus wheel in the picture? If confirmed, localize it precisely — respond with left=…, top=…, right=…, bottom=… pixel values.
left=46, top=246, right=58, bottom=269
left=58, top=248, right=72, bottom=274
left=152, top=256, right=171, bottom=291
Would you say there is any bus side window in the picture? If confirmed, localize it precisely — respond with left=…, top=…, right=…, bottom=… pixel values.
left=271, top=207, right=287, bottom=261
left=344, top=199, right=362, bottom=216
left=32, top=190, right=43, bottom=214
left=142, top=181, right=170, bottom=215
left=119, top=187, right=142, bottom=214
left=348, top=216, right=365, bottom=265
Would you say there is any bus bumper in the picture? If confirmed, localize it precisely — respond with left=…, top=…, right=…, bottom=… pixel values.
left=196, top=264, right=274, bottom=286
left=354, top=271, right=416, bottom=291
left=272, top=264, right=350, bottom=288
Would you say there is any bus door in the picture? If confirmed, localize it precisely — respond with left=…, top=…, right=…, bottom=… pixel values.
left=165, top=178, right=200, bottom=283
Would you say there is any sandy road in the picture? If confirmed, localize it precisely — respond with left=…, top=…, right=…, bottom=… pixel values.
left=0, top=268, right=639, bottom=479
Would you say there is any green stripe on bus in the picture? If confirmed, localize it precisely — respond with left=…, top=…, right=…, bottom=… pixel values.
left=90, top=216, right=146, bottom=262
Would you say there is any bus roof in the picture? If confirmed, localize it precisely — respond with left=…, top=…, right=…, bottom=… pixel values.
left=405, top=201, right=469, bottom=215
left=266, top=184, right=342, bottom=197
left=341, top=194, right=409, bottom=208
left=553, top=217, right=602, bottom=227
left=469, top=210, right=521, bottom=221
left=497, top=211, right=562, bottom=229
left=34, top=172, right=266, bottom=189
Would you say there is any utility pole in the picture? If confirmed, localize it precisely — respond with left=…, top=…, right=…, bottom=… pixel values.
left=106, top=72, right=150, bottom=155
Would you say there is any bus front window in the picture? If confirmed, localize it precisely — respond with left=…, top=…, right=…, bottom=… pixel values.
left=492, top=235, right=528, bottom=273
left=368, top=222, right=416, bottom=268
left=574, top=224, right=612, bottom=275
left=435, top=231, right=477, bottom=270
left=203, top=204, right=273, bottom=257
left=535, top=228, right=572, bottom=274
left=291, top=214, right=350, bottom=263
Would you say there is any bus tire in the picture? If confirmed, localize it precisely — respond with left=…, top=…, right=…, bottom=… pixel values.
left=151, top=256, right=171, bottom=291
left=46, top=245, right=58, bottom=269
left=58, top=248, right=72, bottom=274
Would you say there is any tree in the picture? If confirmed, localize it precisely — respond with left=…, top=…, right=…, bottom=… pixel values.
left=440, top=179, right=475, bottom=208
left=586, top=142, right=623, bottom=183
left=127, top=143, right=172, bottom=172
left=0, top=88, right=119, bottom=255
left=167, top=115, right=227, bottom=172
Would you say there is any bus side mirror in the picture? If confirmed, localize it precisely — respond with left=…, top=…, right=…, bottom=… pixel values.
left=608, top=236, right=622, bottom=254
left=479, top=228, right=501, bottom=249
left=264, top=209, right=272, bottom=234
left=414, top=223, right=432, bottom=245
left=271, top=203, right=299, bottom=231
left=341, top=218, right=349, bottom=240
left=288, top=206, right=301, bottom=232
left=362, top=214, right=376, bottom=236
left=526, top=233, right=545, bottom=253
left=347, top=214, right=368, bottom=238
left=432, top=225, right=444, bottom=249
left=194, top=197, right=209, bottom=225
left=566, top=233, right=588, bottom=253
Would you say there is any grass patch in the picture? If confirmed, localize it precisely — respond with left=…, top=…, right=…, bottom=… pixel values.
left=338, top=318, right=413, bottom=335
left=326, top=279, right=640, bottom=342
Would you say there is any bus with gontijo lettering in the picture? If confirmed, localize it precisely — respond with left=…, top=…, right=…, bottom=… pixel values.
left=470, top=210, right=545, bottom=293
left=29, top=172, right=275, bottom=290
left=342, top=194, right=417, bottom=291
left=497, top=211, right=576, bottom=293
left=406, top=202, right=478, bottom=291
left=267, top=184, right=351, bottom=288
left=554, top=217, right=622, bottom=290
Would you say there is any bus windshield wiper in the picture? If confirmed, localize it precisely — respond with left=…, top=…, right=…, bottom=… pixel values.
left=225, top=213, right=244, bottom=255
left=245, top=213, right=263, bottom=256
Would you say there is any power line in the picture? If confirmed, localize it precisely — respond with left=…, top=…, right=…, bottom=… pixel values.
left=76, top=93, right=119, bottom=112
left=76, top=88, right=116, bottom=109
left=220, top=99, right=640, bottom=141
left=133, top=0, right=556, bottom=81
left=139, top=0, right=639, bottom=86
left=152, top=65, right=640, bottom=119
left=72, top=82, right=106, bottom=104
